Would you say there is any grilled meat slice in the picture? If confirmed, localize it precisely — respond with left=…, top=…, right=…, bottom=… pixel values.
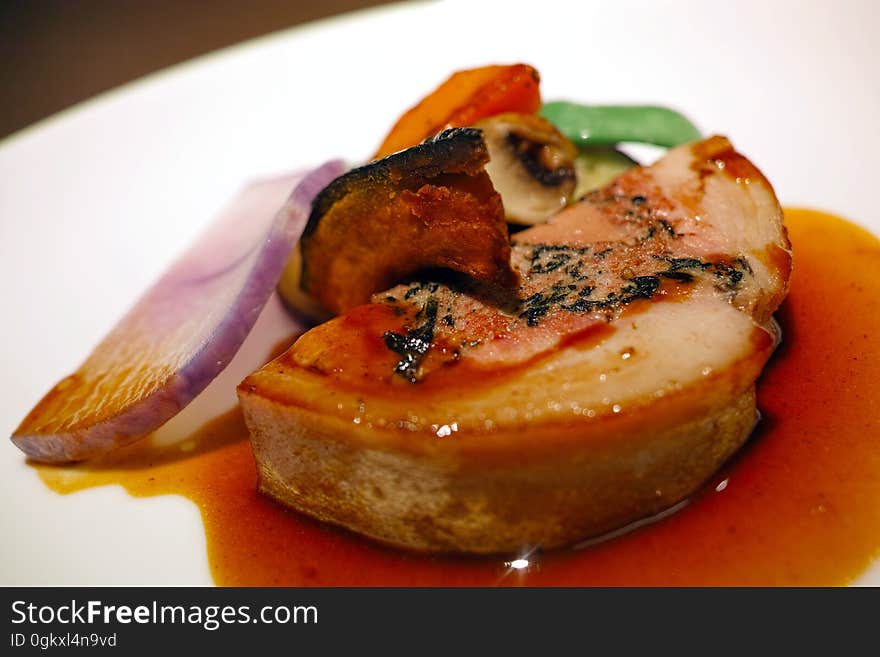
left=238, top=136, right=791, bottom=554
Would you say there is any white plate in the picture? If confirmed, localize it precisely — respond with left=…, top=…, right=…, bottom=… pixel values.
left=2, top=0, right=878, bottom=585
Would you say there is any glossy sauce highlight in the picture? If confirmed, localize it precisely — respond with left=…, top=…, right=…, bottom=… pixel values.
left=35, top=209, right=880, bottom=585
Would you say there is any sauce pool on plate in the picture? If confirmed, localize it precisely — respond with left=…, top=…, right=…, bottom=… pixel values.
left=34, top=209, right=880, bottom=585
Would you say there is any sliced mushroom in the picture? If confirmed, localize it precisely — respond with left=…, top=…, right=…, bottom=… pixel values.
left=474, top=112, right=578, bottom=224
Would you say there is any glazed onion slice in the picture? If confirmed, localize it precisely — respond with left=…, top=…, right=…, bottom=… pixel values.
left=12, top=160, right=345, bottom=463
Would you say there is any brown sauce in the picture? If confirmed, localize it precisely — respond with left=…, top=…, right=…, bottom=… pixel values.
left=35, top=209, right=880, bottom=585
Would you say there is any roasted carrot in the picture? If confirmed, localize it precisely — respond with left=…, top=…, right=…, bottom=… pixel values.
left=374, top=63, right=541, bottom=158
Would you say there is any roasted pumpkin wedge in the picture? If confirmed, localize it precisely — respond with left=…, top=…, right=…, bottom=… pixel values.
left=299, top=128, right=518, bottom=315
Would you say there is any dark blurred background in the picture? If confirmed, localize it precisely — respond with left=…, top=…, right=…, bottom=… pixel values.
left=0, top=0, right=396, bottom=139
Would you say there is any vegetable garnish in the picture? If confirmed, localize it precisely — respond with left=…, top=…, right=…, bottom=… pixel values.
left=300, top=128, right=517, bottom=315
left=541, top=101, right=701, bottom=148
left=475, top=112, right=578, bottom=224
left=572, top=148, right=637, bottom=199
left=374, top=63, right=541, bottom=158
left=12, top=161, right=345, bottom=463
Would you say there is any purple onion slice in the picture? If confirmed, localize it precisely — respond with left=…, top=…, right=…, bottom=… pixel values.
left=12, top=160, right=345, bottom=462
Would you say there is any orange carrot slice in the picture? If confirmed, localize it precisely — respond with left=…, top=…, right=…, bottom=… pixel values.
left=374, top=63, right=541, bottom=158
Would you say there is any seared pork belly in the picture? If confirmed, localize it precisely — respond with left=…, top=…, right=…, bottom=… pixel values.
left=238, top=136, right=791, bottom=553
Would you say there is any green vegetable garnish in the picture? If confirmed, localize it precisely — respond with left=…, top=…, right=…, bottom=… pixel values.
left=573, top=148, right=637, bottom=198
left=541, top=102, right=702, bottom=148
